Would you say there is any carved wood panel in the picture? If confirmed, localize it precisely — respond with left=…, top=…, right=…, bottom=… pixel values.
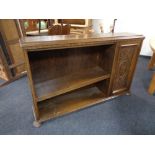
left=113, top=43, right=139, bottom=93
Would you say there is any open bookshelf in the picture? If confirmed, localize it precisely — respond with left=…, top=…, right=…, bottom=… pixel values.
left=27, top=44, right=115, bottom=125
left=38, top=84, right=107, bottom=122
left=20, top=33, right=144, bottom=127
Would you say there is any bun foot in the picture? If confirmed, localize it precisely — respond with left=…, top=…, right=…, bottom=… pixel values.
left=33, top=121, right=41, bottom=128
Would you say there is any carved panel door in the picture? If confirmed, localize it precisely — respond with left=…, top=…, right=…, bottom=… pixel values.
left=112, top=40, right=142, bottom=94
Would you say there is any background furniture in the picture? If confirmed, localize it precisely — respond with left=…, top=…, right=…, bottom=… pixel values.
left=148, top=73, right=155, bottom=94
left=19, top=19, right=54, bottom=36
left=0, top=19, right=26, bottom=86
left=20, top=33, right=144, bottom=127
left=19, top=19, right=92, bottom=36
left=0, top=20, right=25, bottom=74
left=57, top=19, right=92, bottom=34
left=148, top=38, right=155, bottom=69
left=48, top=20, right=71, bottom=35
left=148, top=38, right=155, bottom=94
left=0, top=46, right=12, bottom=81
left=0, top=44, right=26, bottom=87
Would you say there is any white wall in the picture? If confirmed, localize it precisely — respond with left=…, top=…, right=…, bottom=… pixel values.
left=93, top=19, right=155, bottom=56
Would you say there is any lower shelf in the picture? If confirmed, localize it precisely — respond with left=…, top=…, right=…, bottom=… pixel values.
left=35, top=66, right=110, bottom=102
left=38, top=85, right=107, bottom=122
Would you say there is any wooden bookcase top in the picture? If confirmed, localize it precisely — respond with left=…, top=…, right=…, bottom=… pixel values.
left=20, top=33, right=144, bottom=51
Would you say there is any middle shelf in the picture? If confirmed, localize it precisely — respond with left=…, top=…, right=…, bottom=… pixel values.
left=35, top=66, right=110, bottom=102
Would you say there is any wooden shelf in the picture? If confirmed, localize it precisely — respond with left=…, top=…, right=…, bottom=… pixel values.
left=35, top=66, right=110, bottom=102
left=38, top=85, right=106, bottom=122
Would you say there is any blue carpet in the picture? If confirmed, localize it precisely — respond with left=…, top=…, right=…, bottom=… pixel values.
left=0, top=56, right=155, bottom=135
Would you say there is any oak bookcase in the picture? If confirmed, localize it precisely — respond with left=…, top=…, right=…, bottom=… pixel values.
left=20, top=33, right=144, bottom=127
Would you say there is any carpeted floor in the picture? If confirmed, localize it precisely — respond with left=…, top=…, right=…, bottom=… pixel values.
left=0, top=56, right=155, bottom=135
